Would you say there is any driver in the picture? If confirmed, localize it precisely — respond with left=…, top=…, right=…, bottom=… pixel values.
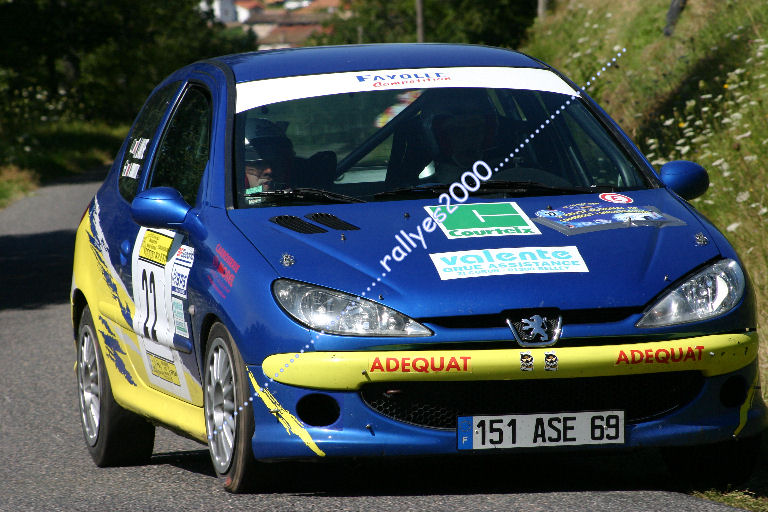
left=245, top=154, right=274, bottom=192
left=244, top=118, right=295, bottom=194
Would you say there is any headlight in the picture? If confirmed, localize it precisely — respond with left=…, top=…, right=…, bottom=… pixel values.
left=636, top=259, right=745, bottom=328
left=272, top=279, right=432, bottom=336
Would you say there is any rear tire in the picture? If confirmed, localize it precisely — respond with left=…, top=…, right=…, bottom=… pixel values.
left=204, top=322, right=258, bottom=492
left=76, top=305, right=155, bottom=466
left=662, top=433, right=762, bottom=489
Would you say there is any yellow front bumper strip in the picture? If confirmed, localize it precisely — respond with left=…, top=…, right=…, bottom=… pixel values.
left=262, top=332, right=757, bottom=391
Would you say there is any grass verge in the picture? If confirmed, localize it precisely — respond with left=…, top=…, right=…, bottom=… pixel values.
left=524, top=0, right=768, bottom=508
left=0, top=165, right=37, bottom=208
left=0, top=119, right=127, bottom=208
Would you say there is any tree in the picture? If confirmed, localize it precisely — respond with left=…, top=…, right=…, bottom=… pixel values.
left=0, top=0, right=256, bottom=123
left=664, top=0, right=687, bottom=36
left=312, top=0, right=537, bottom=49
left=538, top=0, right=548, bottom=20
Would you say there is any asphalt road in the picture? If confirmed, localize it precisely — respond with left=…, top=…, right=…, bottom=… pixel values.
left=0, top=169, right=745, bottom=511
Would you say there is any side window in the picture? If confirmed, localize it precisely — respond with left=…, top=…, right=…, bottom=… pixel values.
left=119, top=81, right=181, bottom=202
left=150, top=86, right=212, bottom=206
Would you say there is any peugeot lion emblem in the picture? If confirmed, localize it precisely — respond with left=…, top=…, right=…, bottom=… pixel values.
left=506, top=312, right=562, bottom=348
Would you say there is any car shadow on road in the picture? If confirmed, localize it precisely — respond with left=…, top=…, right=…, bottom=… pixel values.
left=153, top=447, right=681, bottom=495
left=258, top=452, right=677, bottom=495
left=152, top=439, right=768, bottom=497
left=0, top=230, right=77, bottom=310
left=151, top=449, right=217, bottom=478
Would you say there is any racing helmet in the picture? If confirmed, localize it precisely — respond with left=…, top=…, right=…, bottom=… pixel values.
left=244, top=118, right=295, bottom=186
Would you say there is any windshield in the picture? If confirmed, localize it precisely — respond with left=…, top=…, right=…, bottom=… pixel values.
left=234, top=82, right=652, bottom=208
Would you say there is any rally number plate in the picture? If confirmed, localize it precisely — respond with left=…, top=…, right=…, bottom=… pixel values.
left=457, top=411, right=624, bottom=450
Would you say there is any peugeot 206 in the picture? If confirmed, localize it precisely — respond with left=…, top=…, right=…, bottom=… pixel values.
left=71, top=44, right=766, bottom=491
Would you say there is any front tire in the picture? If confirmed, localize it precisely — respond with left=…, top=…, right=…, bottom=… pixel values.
left=204, top=322, right=258, bottom=492
left=76, top=305, right=155, bottom=466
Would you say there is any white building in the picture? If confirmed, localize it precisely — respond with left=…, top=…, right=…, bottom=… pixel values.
left=203, top=0, right=260, bottom=23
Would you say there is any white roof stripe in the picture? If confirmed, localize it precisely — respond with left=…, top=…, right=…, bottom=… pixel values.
left=235, top=66, right=579, bottom=113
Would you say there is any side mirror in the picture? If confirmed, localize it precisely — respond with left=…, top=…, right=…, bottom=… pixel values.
left=130, top=187, right=206, bottom=240
left=659, top=160, right=709, bottom=200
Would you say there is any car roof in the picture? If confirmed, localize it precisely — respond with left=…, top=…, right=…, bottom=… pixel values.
left=212, top=43, right=547, bottom=83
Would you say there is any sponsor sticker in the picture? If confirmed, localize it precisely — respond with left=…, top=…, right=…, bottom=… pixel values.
left=534, top=203, right=685, bottom=235
left=121, top=161, right=140, bottom=179
left=544, top=351, right=558, bottom=371
left=599, top=192, right=633, bottom=203
left=368, top=355, right=471, bottom=373
left=520, top=351, right=534, bottom=372
left=357, top=70, right=451, bottom=89
left=235, top=67, right=579, bottom=113
left=535, top=209, right=563, bottom=218
left=171, top=297, right=189, bottom=338
left=216, top=244, right=239, bottom=272
left=424, top=202, right=540, bottom=239
left=129, top=137, right=150, bottom=160
left=429, top=246, right=588, bottom=280
left=210, top=244, right=239, bottom=297
left=138, top=230, right=174, bottom=267
left=174, top=245, right=195, bottom=268
left=615, top=345, right=704, bottom=365
left=148, top=352, right=180, bottom=385
left=171, top=264, right=190, bottom=298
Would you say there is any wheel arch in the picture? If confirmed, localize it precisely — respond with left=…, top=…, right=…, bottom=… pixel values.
left=71, top=288, right=88, bottom=341
left=198, top=312, right=222, bottom=369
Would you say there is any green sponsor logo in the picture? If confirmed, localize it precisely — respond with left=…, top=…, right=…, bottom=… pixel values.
left=424, top=202, right=540, bottom=239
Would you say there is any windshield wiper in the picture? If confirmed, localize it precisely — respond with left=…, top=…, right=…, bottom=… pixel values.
left=472, top=180, right=614, bottom=196
left=245, top=187, right=365, bottom=204
left=372, top=183, right=450, bottom=199
left=373, top=180, right=615, bottom=199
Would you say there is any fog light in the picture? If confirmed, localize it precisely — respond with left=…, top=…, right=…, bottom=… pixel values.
left=720, top=376, right=748, bottom=408
left=296, top=393, right=340, bottom=426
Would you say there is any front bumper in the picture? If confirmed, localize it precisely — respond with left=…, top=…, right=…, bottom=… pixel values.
left=246, top=333, right=767, bottom=460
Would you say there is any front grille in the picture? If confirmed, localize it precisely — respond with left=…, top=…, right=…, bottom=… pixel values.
left=420, top=307, right=638, bottom=329
left=360, top=372, right=704, bottom=430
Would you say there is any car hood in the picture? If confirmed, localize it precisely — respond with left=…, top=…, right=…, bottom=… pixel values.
left=227, top=189, right=721, bottom=318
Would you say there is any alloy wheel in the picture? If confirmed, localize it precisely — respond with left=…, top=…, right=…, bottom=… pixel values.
left=205, top=337, right=237, bottom=473
left=78, top=323, right=100, bottom=446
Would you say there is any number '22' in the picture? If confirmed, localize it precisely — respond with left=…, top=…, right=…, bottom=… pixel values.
left=141, top=269, right=158, bottom=341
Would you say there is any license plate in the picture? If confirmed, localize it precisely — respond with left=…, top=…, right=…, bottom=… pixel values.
left=457, top=411, right=624, bottom=450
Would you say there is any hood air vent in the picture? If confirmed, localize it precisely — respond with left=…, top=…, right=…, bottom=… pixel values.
left=269, top=215, right=327, bottom=234
left=305, top=213, right=360, bottom=231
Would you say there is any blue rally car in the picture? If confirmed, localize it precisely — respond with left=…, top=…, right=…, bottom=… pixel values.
left=71, top=44, right=766, bottom=491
